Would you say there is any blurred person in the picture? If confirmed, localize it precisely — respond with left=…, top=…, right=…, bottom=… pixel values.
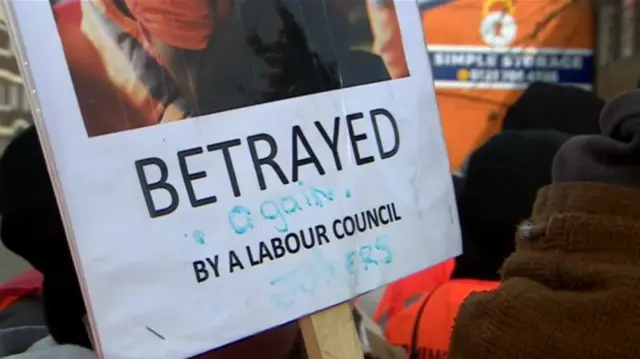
left=376, top=129, right=570, bottom=358
left=502, top=82, right=604, bottom=135
left=449, top=90, right=640, bottom=358
left=453, top=129, right=570, bottom=280
left=0, top=126, right=407, bottom=359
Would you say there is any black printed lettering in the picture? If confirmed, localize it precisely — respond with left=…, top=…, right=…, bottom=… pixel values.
left=314, top=224, right=329, bottom=245
left=259, top=242, right=275, bottom=263
left=370, top=108, right=400, bottom=159
left=271, top=237, right=286, bottom=258
left=178, top=147, right=217, bottom=208
left=207, top=139, right=242, bottom=197
left=206, top=256, right=219, bottom=278
left=193, top=260, right=209, bottom=283
left=229, top=250, right=244, bottom=273
left=346, top=112, right=374, bottom=166
left=247, top=133, right=289, bottom=191
left=343, top=216, right=356, bottom=236
left=291, top=125, right=325, bottom=182
left=391, top=202, right=403, bottom=221
left=315, top=118, right=343, bottom=171
left=333, top=219, right=345, bottom=239
left=379, top=205, right=390, bottom=224
left=133, top=109, right=402, bottom=219
left=285, top=232, right=301, bottom=253
left=246, top=245, right=261, bottom=266
left=135, top=157, right=179, bottom=218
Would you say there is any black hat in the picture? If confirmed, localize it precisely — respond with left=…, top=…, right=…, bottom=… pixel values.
left=0, top=126, right=90, bottom=348
left=553, top=89, right=640, bottom=189
left=453, top=129, right=570, bottom=281
left=503, top=82, right=604, bottom=135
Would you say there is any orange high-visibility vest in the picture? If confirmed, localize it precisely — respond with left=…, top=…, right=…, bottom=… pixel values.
left=374, top=259, right=455, bottom=329
left=53, top=0, right=188, bottom=137
left=385, top=279, right=499, bottom=359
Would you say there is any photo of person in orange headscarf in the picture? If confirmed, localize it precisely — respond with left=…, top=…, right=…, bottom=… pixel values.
left=51, top=0, right=410, bottom=137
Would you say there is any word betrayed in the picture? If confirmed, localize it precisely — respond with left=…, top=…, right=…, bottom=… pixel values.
left=135, top=108, right=400, bottom=218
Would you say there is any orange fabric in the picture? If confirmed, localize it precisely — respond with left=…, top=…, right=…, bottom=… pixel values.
left=0, top=269, right=43, bottom=309
left=385, top=280, right=499, bottom=357
left=92, top=0, right=170, bottom=69
left=374, top=259, right=455, bottom=327
left=125, top=0, right=218, bottom=50
left=0, top=269, right=42, bottom=310
left=0, top=294, right=21, bottom=311
left=54, top=4, right=150, bottom=135
left=367, top=0, right=408, bottom=79
left=53, top=1, right=187, bottom=135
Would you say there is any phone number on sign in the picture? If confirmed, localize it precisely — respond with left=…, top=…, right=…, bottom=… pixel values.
left=468, top=69, right=559, bottom=83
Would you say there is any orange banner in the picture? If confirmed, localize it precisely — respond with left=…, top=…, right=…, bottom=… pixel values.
left=419, top=0, right=594, bottom=169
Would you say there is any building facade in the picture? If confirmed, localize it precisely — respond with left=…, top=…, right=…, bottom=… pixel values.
left=596, top=0, right=640, bottom=98
left=0, top=14, right=31, bottom=150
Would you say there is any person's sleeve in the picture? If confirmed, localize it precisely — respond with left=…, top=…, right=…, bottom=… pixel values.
left=125, top=0, right=216, bottom=50
left=366, top=0, right=409, bottom=79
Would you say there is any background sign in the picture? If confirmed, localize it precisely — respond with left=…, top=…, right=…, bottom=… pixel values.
left=5, top=0, right=460, bottom=357
left=419, top=0, right=595, bottom=170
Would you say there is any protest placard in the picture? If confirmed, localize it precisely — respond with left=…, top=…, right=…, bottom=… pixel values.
left=4, top=0, right=461, bottom=357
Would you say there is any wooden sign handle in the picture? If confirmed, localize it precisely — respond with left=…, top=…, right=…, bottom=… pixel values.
left=299, top=302, right=364, bottom=359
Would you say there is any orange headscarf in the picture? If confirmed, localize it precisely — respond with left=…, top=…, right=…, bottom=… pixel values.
left=125, top=0, right=228, bottom=50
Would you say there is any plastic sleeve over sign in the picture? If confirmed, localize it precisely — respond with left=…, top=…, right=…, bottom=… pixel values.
left=5, top=0, right=459, bottom=357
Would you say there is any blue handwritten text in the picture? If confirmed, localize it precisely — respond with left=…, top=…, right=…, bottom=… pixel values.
left=228, top=181, right=335, bottom=235
left=346, top=235, right=393, bottom=274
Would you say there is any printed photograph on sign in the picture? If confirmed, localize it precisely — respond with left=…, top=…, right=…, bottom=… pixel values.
left=51, top=0, right=410, bottom=137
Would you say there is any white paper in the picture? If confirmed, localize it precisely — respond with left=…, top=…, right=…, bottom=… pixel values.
left=5, top=0, right=461, bottom=357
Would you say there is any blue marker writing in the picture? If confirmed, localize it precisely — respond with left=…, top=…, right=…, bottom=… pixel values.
left=346, top=235, right=394, bottom=274
left=260, top=200, right=289, bottom=233
left=375, top=235, right=393, bottom=264
left=358, top=245, right=376, bottom=270
left=269, top=249, right=336, bottom=309
left=192, top=230, right=206, bottom=245
left=228, top=205, right=253, bottom=235
left=227, top=181, right=340, bottom=236
left=346, top=252, right=357, bottom=274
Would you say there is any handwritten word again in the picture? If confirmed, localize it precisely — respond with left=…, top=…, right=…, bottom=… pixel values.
left=135, top=108, right=400, bottom=218
left=228, top=182, right=335, bottom=235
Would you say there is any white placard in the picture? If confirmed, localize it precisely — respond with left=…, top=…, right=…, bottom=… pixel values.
left=5, top=0, right=461, bottom=357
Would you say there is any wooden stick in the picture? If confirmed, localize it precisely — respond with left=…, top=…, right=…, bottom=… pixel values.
left=299, top=302, right=364, bottom=359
